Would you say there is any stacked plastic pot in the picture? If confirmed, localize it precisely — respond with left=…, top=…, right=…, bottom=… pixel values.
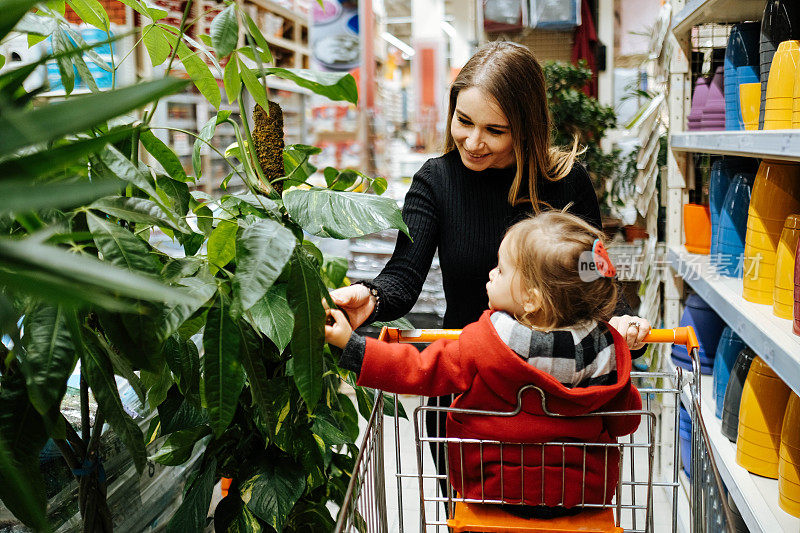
left=759, top=0, right=800, bottom=128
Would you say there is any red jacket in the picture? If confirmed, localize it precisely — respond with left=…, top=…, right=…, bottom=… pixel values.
left=356, top=310, right=641, bottom=507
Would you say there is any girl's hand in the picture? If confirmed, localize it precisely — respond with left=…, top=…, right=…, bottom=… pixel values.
left=609, top=315, right=651, bottom=350
left=327, top=284, right=376, bottom=330
left=325, top=308, right=353, bottom=349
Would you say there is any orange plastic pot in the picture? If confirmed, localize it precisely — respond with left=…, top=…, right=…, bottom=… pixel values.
left=780, top=393, right=800, bottom=516
left=736, top=357, right=791, bottom=478
left=684, top=203, right=712, bottom=254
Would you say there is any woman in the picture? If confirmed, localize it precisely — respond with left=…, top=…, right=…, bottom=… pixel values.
left=330, top=41, right=650, bottom=508
left=332, top=41, right=650, bottom=346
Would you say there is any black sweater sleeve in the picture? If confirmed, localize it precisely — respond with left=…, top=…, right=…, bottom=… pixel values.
left=368, top=161, right=439, bottom=322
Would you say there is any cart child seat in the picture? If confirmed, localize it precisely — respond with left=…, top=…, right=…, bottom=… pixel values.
left=378, top=326, right=699, bottom=533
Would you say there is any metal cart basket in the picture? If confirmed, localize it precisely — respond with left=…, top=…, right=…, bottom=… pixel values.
left=335, top=326, right=730, bottom=532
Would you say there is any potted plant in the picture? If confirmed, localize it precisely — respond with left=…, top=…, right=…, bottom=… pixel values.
left=0, top=0, right=406, bottom=530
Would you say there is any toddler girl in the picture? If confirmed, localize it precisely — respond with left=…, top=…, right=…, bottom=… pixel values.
left=325, top=211, right=641, bottom=514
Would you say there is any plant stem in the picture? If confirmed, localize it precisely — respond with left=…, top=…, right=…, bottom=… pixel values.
left=148, top=126, right=247, bottom=182
left=80, top=373, right=90, bottom=443
left=141, top=0, right=194, bottom=128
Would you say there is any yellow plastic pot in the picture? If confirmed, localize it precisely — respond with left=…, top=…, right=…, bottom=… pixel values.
left=780, top=393, right=800, bottom=516
left=766, top=41, right=800, bottom=99
left=736, top=357, right=791, bottom=478
left=744, top=162, right=800, bottom=303
left=775, top=215, right=800, bottom=318
left=740, top=82, right=761, bottom=130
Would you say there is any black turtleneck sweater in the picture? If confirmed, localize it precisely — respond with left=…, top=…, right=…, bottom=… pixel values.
left=366, top=149, right=634, bottom=329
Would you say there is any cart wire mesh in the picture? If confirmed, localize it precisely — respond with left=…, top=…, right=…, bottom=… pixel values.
left=334, top=390, right=389, bottom=533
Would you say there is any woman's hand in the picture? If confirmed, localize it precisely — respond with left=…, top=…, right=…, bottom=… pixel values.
left=608, top=315, right=651, bottom=350
left=327, top=284, right=376, bottom=330
left=325, top=309, right=353, bottom=349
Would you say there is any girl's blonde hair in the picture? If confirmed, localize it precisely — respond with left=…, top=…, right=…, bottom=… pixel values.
left=443, top=41, right=580, bottom=210
left=505, top=211, right=617, bottom=329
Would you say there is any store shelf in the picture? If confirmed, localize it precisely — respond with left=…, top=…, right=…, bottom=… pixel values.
left=671, top=0, right=763, bottom=38
left=670, top=131, right=800, bottom=162
left=679, top=375, right=799, bottom=532
left=667, top=245, right=800, bottom=396
left=247, top=0, right=308, bottom=24
left=264, top=34, right=310, bottom=55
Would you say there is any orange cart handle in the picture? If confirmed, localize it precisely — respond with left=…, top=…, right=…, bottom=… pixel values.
left=378, top=326, right=700, bottom=352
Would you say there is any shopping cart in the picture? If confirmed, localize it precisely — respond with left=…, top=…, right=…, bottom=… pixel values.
left=335, top=325, right=731, bottom=532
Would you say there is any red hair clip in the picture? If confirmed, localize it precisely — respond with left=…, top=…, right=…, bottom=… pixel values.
left=592, top=239, right=617, bottom=278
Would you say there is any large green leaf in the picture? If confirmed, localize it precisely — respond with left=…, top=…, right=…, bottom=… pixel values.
left=0, top=78, right=187, bottom=157
left=91, top=196, right=190, bottom=233
left=0, top=236, right=193, bottom=307
left=51, top=27, right=75, bottom=95
left=0, top=127, right=135, bottom=181
left=151, top=426, right=210, bottom=466
left=287, top=248, right=325, bottom=410
left=238, top=56, right=267, bottom=112
left=241, top=461, right=306, bottom=533
left=283, top=188, right=409, bottom=239
left=215, top=495, right=264, bottom=533
left=210, top=4, right=238, bottom=59
left=20, top=304, right=75, bottom=414
left=97, top=144, right=159, bottom=198
left=142, top=23, right=171, bottom=66
left=238, top=324, right=272, bottom=423
left=246, top=284, right=293, bottom=353
left=166, top=457, right=217, bottom=533
left=158, top=386, right=208, bottom=433
left=203, top=301, right=244, bottom=436
left=1, top=0, right=40, bottom=42
left=163, top=334, right=200, bottom=397
left=208, top=219, right=238, bottom=273
left=0, top=370, right=48, bottom=531
left=192, top=112, right=230, bottom=179
left=242, top=11, right=272, bottom=64
left=178, top=43, right=221, bottom=109
left=156, top=175, right=192, bottom=217
left=223, top=53, right=241, bottom=105
left=67, top=0, right=109, bottom=30
left=232, top=218, right=296, bottom=316
left=141, top=129, right=190, bottom=182
left=260, top=68, right=357, bottom=104
left=81, top=328, right=147, bottom=474
left=159, top=274, right=217, bottom=341
left=100, top=331, right=146, bottom=404
left=0, top=178, right=123, bottom=214
left=87, top=212, right=161, bottom=275
left=282, top=144, right=319, bottom=187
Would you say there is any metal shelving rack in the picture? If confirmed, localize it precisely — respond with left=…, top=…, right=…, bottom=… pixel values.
left=666, top=1, right=800, bottom=531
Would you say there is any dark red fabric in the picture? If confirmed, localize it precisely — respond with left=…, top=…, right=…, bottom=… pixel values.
left=357, top=310, right=641, bottom=507
left=572, top=0, right=599, bottom=98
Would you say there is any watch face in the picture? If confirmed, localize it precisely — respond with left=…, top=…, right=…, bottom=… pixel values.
left=313, top=33, right=360, bottom=71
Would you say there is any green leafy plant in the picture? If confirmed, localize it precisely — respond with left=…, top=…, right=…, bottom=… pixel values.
left=544, top=60, right=623, bottom=212
left=0, top=0, right=406, bottom=530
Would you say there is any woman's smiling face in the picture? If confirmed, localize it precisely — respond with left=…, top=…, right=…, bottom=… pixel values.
left=450, top=86, right=515, bottom=171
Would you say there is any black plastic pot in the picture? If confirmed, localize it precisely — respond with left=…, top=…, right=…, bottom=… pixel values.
left=759, top=0, right=800, bottom=128
left=721, top=347, right=756, bottom=442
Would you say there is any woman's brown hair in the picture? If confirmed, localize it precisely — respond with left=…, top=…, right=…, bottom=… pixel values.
left=505, top=211, right=617, bottom=329
left=443, top=41, right=579, bottom=209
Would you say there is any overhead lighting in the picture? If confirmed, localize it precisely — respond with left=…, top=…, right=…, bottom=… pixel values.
left=440, top=21, right=457, bottom=39
left=380, top=31, right=415, bottom=57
